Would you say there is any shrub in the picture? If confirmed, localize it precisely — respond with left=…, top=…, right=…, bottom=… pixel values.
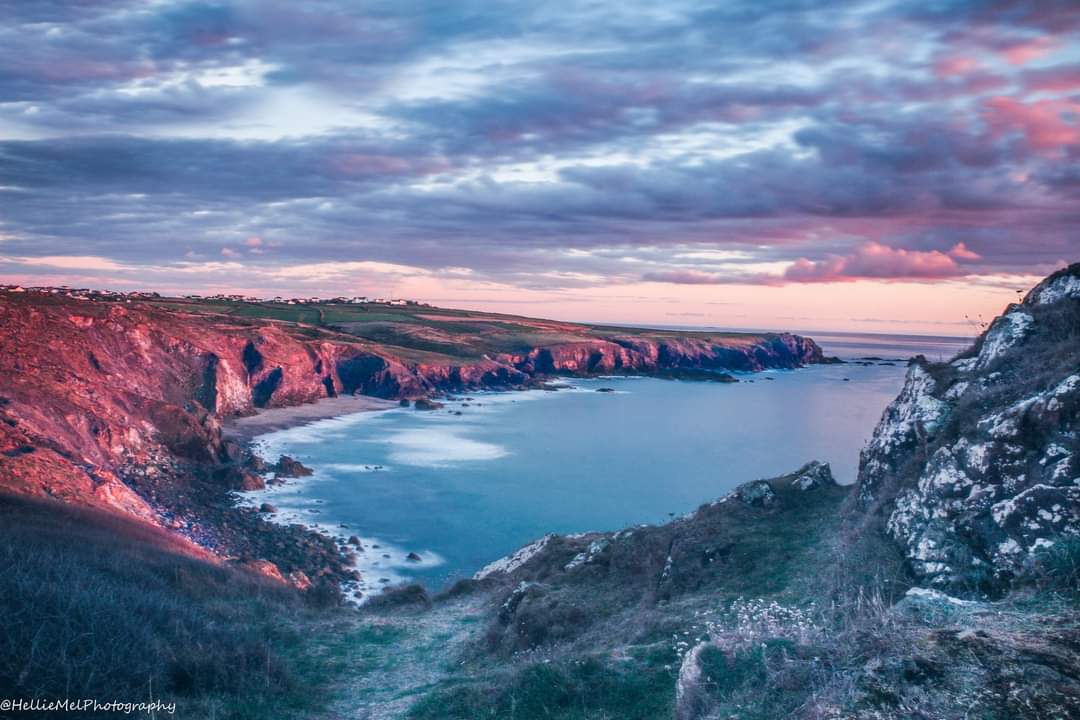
left=1030, top=535, right=1080, bottom=595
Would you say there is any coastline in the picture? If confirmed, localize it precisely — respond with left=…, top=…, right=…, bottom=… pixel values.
left=223, top=394, right=398, bottom=442
left=231, top=397, right=441, bottom=602
left=235, top=365, right=902, bottom=597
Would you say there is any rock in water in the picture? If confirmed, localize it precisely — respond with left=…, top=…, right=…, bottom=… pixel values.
left=414, top=397, right=444, bottom=411
left=274, top=455, right=313, bottom=477
left=238, top=471, right=264, bottom=491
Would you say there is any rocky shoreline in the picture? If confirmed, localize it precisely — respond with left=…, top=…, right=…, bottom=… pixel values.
left=0, top=291, right=833, bottom=601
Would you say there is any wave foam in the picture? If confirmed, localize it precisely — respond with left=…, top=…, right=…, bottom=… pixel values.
left=386, top=427, right=507, bottom=466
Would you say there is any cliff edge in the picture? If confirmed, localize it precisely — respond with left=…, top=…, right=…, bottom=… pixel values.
left=856, top=263, right=1080, bottom=594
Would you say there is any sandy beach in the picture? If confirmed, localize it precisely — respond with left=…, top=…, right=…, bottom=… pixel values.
left=223, top=394, right=398, bottom=441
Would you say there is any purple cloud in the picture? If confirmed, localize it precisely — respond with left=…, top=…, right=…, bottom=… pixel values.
left=0, top=0, right=1077, bottom=293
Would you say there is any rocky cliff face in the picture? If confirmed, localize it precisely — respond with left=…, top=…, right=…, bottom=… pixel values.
left=856, top=264, right=1080, bottom=593
left=499, top=333, right=823, bottom=375
left=0, top=292, right=825, bottom=539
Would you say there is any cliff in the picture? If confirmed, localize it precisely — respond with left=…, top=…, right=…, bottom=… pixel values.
left=0, top=291, right=825, bottom=564
left=855, top=263, right=1080, bottom=593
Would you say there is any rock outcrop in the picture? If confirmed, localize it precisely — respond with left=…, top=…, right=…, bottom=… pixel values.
left=498, top=332, right=824, bottom=375
left=856, top=263, right=1080, bottom=593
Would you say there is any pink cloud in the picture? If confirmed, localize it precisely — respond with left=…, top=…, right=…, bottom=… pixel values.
left=1000, top=36, right=1057, bottom=65
left=984, top=96, right=1080, bottom=150
left=934, top=55, right=980, bottom=78
left=783, top=242, right=981, bottom=283
left=1023, top=64, right=1080, bottom=93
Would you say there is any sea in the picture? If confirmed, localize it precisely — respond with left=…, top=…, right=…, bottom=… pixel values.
left=244, top=331, right=971, bottom=595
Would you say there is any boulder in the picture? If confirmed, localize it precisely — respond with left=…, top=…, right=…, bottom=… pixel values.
left=287, top=570, right=312, bottom=590
left=243, top=453, right=268, bottom=473
left=274, top=455, right=313, bottom=477
left=735, top=479, right=777, bottom=508
left=414, top=397, right=444, bottom=411
left=790, top=461, right=836, bottom=491
left=238, top=471, right=264, bottom=491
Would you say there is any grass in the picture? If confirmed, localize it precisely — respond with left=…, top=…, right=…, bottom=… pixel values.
left=405, top=479, right=858, bottom=718
left=0, top=493, right=344, bottom=719
left=146, top=296, right=779, bottom=364
left=408, top=651, right=677, bottom=720
left=1030, top=535, right=1080, bottom=597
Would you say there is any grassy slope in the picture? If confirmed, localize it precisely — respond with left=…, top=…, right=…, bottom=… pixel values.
left=0, top=493, right=365, bottom=719
left=338, top=479, right=854, bottom=720
left=149, top=297, right=766, bottom=363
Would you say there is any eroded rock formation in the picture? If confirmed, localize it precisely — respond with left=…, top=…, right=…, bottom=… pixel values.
left=856, top=263, right=1080, bottom=592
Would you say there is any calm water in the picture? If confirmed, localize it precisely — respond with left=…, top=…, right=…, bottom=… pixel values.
left=245, top=332, right=969, bottom=593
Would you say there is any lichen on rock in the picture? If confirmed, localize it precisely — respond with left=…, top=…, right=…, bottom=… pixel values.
left=856, top=262, right=1080, bottom=594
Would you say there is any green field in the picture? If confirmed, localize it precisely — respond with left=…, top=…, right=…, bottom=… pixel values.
left=150, top=297, right=768, bottom=362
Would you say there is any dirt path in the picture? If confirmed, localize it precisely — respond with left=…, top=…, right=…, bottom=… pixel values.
left=321, top=595, right=489, bottom=719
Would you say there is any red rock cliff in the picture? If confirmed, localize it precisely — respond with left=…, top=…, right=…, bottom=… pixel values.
left=0, top=293, right=825, bottom=529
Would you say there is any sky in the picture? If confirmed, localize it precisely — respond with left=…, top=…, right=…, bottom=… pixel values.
left=1, top=1, right=1078, bottom=335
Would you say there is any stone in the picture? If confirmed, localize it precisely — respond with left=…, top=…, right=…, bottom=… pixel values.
left=735, top=480, right=777, bottom=508
left=274, top=455, right=313, bottom=477
left=790, top=461, right=836, bottom=491
left=856, top=263, right=1080, bottom=592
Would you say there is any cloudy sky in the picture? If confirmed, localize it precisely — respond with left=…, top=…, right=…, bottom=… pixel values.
left=1, top=1, right=1078, bottom=333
